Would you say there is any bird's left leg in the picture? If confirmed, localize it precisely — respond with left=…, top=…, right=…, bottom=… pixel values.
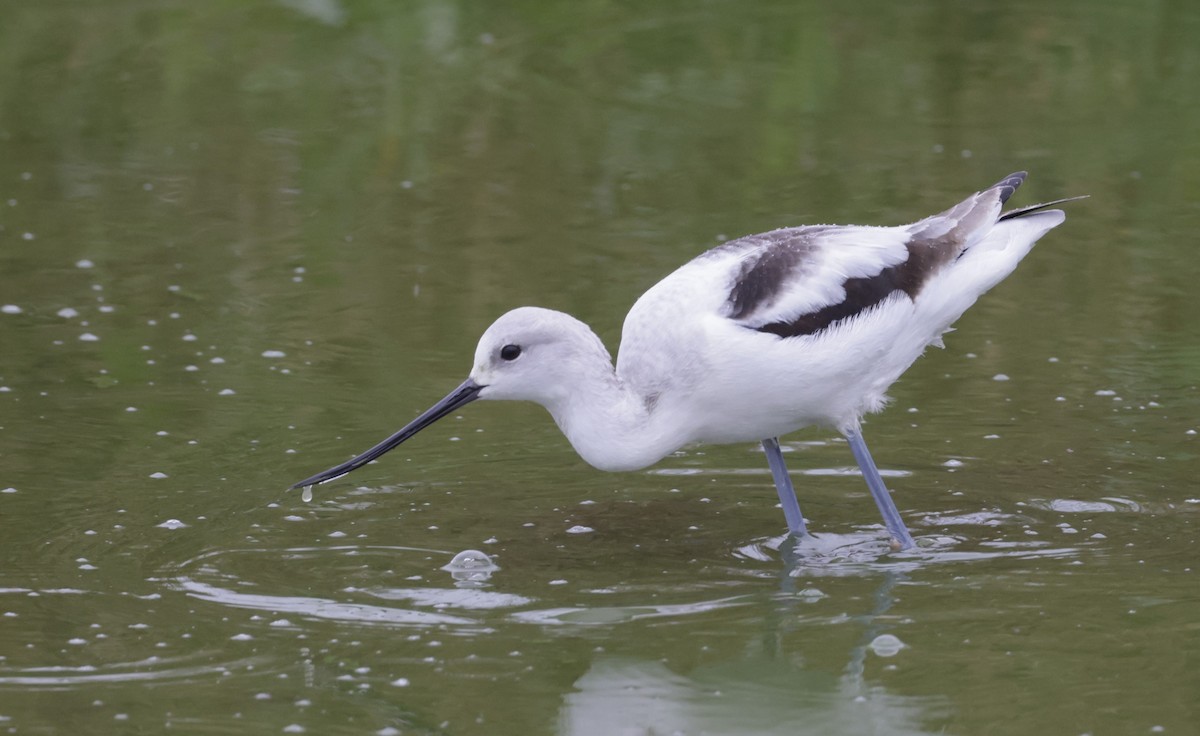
left=761, top=437, right=808, bottom=536
left=843, top=426, right=916, bottom=551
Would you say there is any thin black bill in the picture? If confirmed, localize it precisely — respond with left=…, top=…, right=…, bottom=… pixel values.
left=290, top=377, right=483, bottom=489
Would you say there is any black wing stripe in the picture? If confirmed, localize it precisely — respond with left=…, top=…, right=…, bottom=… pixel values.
left=999, top=195, right=1089, bottom=221
left=725, top=227, right=832, bottom=320
left=755, top=233, right=957, bottom=338
left=733, top=172, right=1033, bottom=339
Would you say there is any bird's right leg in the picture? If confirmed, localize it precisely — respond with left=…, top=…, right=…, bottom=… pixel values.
left=843, top=426, right=916, bottom=551
left=761, top=437, right=808, bottom=536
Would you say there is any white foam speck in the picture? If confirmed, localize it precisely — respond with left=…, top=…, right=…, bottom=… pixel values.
left=993, top=374, right=1009, bottom=382
left=218, top=388, right=236, bottom=396
left=68, top=638, right=88, bottom=645
left=79, top=333, right=100, bottom=342
left=262, top=350, right=286, bottom=358
left=2, top=487, right=16, bottom=494
left=230, top=633, right=253, bottom=641
left=157, top=519, right=187, bottom=529
left=210, top=357, right=225, bottom=364
left=390, top=678, right=410, bottom=687
left=1, top=305, right=22, bottom=315
left=149, top=472, right=168, bottom=479
left=566, top=525, right=594, bottom=534
left=943, top=459, right=964, bottom=468
left=1049, top=499, right=1117, bottom=513
left=76, top=259, right=94, bottom=269
left=269, top=619, right=293, bottom=627
left=1095, top=389, right=1117, bottom=396
left=57, top=307, right=79, bottom=318
left=283, top=724, right=305, bottom=733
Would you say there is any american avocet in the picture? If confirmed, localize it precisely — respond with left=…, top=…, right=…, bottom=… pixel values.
left=294, top=172, right=1081, bottom=550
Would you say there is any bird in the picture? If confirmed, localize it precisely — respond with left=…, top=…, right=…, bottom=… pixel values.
left=293, top=172, right=1081, bottom=551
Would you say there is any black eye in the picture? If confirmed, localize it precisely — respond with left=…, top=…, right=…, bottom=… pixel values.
left=500, top=344, right=521, bottom=361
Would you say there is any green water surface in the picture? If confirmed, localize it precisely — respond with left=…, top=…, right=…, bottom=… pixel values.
left=1, top=1, right=1198, bottom=734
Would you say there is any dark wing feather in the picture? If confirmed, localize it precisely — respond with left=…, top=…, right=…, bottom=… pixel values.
left=729, top=172, right=1026, bottom=338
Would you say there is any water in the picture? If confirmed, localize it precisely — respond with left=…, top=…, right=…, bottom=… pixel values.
left=2, top=0, right=1199, bottom=733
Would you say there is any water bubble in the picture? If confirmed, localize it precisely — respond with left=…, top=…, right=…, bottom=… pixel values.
left=868, top=634, right=906, bottom=657
left=157, top=519, right=188, bottom=529
left=1, top=305, right=22, bottom=315
left=442, top=549, right=499, bottom=585
left=301, top=486, right=313, bottom=503
left=566, top=525, right=595, bottom=534
left=444, top=549, right=496, bottom=570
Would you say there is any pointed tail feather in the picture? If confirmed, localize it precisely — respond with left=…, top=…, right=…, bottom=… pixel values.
left=999, top=195, right=1089, bottom=222
left=989, top=171, right=1028, bottom=205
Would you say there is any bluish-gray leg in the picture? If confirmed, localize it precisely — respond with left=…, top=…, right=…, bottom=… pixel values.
left=844, top=427, right=915, bottom=550
left=761, top=437, right=808, bottom=536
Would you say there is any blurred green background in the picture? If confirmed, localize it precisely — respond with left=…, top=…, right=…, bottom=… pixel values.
left=1, top=1, right=1198, bottom=734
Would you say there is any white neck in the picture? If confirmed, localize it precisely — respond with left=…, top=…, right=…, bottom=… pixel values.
left=542, top=355, right=681, bottom=472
